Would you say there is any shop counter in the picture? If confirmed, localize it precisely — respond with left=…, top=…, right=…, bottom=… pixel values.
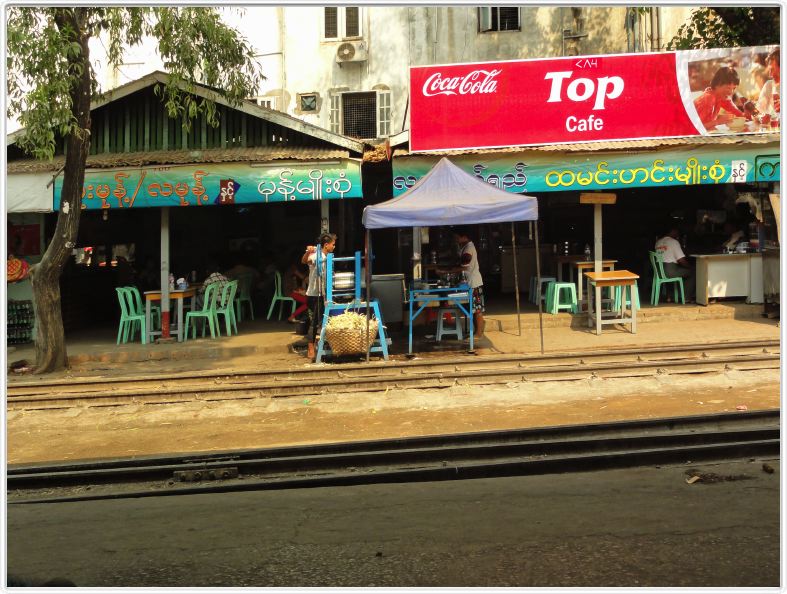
left=408, top=283, right=474, bottom=354
left=690, top=253, right=763, bottom=306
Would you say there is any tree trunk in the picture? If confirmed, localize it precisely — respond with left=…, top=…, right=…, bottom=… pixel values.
left=31, top=8, right=92, bottom=373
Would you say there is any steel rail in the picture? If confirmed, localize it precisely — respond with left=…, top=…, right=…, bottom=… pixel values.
left=8, top=339, right=780, bottom=393
left=8, top=410, right=779, bottom=503
left=6, top=350, right=780, bottom=409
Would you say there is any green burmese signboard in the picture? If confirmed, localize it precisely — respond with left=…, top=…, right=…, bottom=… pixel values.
left=54, top=160, right=363, bottom=210
left=392, top=144, right=779, bottom=196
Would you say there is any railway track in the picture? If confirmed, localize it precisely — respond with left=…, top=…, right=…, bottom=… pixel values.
left=8, top=410, right=779, bottom=504
left=6, top=340, right=780, bottom=410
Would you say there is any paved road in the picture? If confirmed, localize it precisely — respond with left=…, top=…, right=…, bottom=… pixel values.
left=6, top=459, right=779, bottom=587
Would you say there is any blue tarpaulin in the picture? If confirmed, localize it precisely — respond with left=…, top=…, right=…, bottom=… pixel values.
left=362, top=157, right=538, bottom=229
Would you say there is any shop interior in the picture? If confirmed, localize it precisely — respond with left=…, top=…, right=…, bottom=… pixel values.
left=39, top=180, right=778, bottom=336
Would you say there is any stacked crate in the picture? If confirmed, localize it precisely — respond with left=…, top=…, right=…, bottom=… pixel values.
left=7, top=300, right=34, bottom=344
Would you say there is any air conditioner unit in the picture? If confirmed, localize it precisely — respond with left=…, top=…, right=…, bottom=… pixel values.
left=336, top=41, right=368, bottom=63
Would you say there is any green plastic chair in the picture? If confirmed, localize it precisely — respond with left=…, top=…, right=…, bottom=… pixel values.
left=266, top=270, right=296, bottom=320
left=234, top=273, right=255, bottom=322
left=184, top=282, right=220, bottom=340
left=649, top=251, right=685, bottom=306
left=127, top=286, right=160, bottom=331
left=115, top=287, right=147, bottom=344
left=215, top=280, right=239, bottom=336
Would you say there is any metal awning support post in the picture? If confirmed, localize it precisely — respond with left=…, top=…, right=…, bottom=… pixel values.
left=160, top=206, right=171, bottom=339
left=534, top=218, right=545, bottom=354
left=365, top=229, right=372, bottom=363
left=594, top=203, right=603, bottom=274
left=511, top=222, right=521, bottom=336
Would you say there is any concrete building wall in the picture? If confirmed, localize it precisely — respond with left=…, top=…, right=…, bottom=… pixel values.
left=89, top=6, right=695, bottom=140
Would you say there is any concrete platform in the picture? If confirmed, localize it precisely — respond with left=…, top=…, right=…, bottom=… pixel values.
left=5, top=301, right=779, bottom=381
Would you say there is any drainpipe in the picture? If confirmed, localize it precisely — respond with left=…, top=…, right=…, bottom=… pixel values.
left=651, top=7, right=662, bottom=51
left=432, top=6, right=438, bottom=63
left=278, top=7, right=286, bottom=98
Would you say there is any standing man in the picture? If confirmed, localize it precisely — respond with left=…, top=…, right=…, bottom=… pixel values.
left=302, top=233, right=337, bottom=360
left=655, top=226, right=695, bottom=302
left=441, top=228, right=485, bottom=339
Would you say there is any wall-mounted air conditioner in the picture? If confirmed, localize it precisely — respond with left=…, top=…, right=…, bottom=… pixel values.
left=336, top=40, right=368, bottom=63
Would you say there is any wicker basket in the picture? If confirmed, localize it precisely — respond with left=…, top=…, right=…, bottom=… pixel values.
left=325, top=313, right=378, bottom=355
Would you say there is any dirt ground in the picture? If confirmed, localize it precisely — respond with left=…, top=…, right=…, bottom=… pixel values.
left=7, top=367, right=780, bottom=465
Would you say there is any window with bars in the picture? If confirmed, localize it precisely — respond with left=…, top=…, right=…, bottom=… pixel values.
left=323, top=7, right=362, bottom=40
left=478, top=7, right=520, bottom=32
left=342, top=92, right=377, bottom=139
left=377, top=90, right=392, bottom=138
left=329, top=95, right=341, bottom=133
left=330, top=91, right=392, bottom=139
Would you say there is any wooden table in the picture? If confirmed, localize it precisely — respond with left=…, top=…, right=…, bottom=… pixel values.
left=585, top=270, right=639, bottom=335
left=144, top=287, right=196, bottom=342
left=572, top=259, right=617, bottom=303
left=555, top=254, right=585, bottom=283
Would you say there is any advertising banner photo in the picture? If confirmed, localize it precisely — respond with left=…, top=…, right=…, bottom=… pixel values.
left=410, top=45, right=779, bottom=152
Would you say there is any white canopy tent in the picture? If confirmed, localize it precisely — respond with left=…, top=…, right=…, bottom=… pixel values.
left=363, top=157, right=538, bottom=228
left=362, top=157, right=545, bottom=357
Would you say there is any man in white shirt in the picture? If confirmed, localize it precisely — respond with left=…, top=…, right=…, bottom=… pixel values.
left=655, top=226, right=695, bottom=302
left=441, top=228, right=486, bottom=339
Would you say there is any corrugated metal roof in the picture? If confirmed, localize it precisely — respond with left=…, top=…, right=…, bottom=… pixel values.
left=7, top=146, right=352, bottom=174
left=388, top=133, right=781, bottom=159
left=8, top=71, right=367, bottom=154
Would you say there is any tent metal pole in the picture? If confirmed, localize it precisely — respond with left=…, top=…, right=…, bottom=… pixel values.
left=365, top=229, right=371, bottom=363
left=534, top=218, right=545, bottom=354
left=511, top=222, right=521, bottom=336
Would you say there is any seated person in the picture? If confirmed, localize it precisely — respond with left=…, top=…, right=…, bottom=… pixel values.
left=693, top=66, right=745, bottom=130
left=225, top=252, right=261, bottom=287
left=225, top=251, right=263, bottom=307
left=283, top=256, right=309, bottom=323
left=196, top=257, right=229, bottom=308
left=655, top=226, right=695, bottom=302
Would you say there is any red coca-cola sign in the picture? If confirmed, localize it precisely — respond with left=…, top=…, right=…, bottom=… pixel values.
left=409, top=46, right=777, bottom=152
left=421, top=69, right=502, bottom=97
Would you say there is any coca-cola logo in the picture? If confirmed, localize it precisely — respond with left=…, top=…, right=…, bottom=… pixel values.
left=422, top=69, right=502, bottom=97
